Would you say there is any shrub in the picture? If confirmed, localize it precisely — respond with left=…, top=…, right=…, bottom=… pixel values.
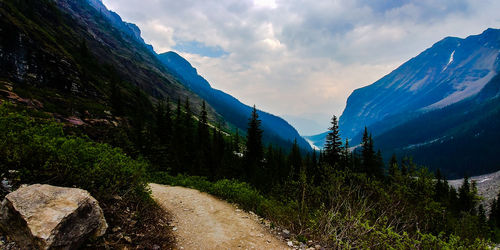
left=0, top=103, right=148, bottom=200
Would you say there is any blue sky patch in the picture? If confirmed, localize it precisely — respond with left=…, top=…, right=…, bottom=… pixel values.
left=173, top=40, right=229, bottom=58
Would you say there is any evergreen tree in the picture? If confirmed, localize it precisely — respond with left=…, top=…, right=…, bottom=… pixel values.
left=401, top=156, right=409, bottom=176
left=245, top=105, right=263, bottom=182
left=182, top=97, right=195, bottom=174
left=434, top=169, right=448, bottom=202
left=388, top=154, right=399, bottom=178
left=458, top=176, right=478, bottom=214
left=164, top=99, right=172, bottom=142
left=233, top=128, right=241, bottom=152
left=324, top=115, right=343, bottom=168
left=361, top=127, right=381, bottom=178
left=154, top=99, right=171, bottom=144
left=478, top=204, right=488, bottom=234
left=341, top=139, right=351, bottom=171
left=288, top=139, right=303, bottom=180
left=196, top=101, right=211, bottom=176
left=489, top=192, right=500, bottom=228
left=196, top=101, right=209, bottom=149
left=376, top=150, right=384, bottom=175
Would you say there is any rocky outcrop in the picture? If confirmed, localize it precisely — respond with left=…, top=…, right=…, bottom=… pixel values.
left=0, top=184, right=107, bottom=249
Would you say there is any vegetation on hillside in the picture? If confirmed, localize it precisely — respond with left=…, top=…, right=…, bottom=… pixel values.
left=148, top=109, right=495, bottom=248
left=0, top=103, right=173, bottom=248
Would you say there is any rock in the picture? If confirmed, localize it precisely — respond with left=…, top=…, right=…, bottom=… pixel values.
left=283, top=229, right=290, bottom=235
left=0, top=184, right=107, bottom=249
left=287, top=241, right=294, bottom=247
left=314, top=244, right=322, bottom=249
left=123, top=236, right=132, bottom=243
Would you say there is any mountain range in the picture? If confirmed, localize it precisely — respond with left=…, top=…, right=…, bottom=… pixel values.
left=308, top=28, right=500, bottom=178
left=0, top=0, right=310, bottom=151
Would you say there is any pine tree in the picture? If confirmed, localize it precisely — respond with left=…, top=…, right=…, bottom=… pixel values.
left=458, top=176, right=478, bottom=214
left=478, top=204, right=488, bottom=234
left=183, top=97, right=195, bottom=174
left=341, top=139, right=351, bottom=171
left=196, top=101, right=211, bottom=177
left=324, top=115, right=342, bottom=168
left=434, top=169, right=448, bottom=202
left=155, top=99, right=168, bottom=143
left=376, top=150, right=384, bottom=176
left=233, top=128, right=241, bottom=152
left=388, top=154, right=399, bottom=179
left=197, top=101, right=209, bottom=148
left=245, top=105, right=263, bottom=182
left=361, top=127, right=381, bottom=177
left=401, top=156, right=409, bottom=176
left=165, top=98, right=172, bottom=142
left=489, top=192, right=500, bottom=228
left=288, top=139, right=303, bottom=180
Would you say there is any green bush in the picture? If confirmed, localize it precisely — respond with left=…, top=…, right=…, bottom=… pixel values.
left=0, top=104, right=148, bottom=200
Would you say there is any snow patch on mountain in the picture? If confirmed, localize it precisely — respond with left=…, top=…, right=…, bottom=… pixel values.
left=442, top=50, right=455, bottom=72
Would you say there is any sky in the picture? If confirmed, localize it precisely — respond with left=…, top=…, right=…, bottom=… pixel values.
left=102, top=0, right=500, bottom=135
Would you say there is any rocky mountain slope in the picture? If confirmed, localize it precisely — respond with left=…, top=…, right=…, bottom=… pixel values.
left=339, top=28, right=500, bottom=140
left=449, top=170, right=500, bottom=213
left=1, top=0, right=203, bottom=122
left=158, top=52, right=311, bottom=150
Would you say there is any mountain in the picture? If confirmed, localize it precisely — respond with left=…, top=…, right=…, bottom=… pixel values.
left=339, top=28, right=500, bottom=140
left=335, top=28, right=500, bottom=178
left=0, top=0, right=309, bottom=151
left=1, top=0, right=205, bottom=120
left=158, top=52, right=311, bottom=150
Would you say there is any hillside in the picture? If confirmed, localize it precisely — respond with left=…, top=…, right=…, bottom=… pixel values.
left=0, top=0, right=212, bottom=130
left=0, top=0, right=308, bottom=152
left=374, top=73, right=500, bottom=178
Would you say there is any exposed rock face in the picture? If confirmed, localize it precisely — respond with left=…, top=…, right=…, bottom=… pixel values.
left=0, top=184, right=107, bottom=249
left=339, top=28, right=500, bottom=140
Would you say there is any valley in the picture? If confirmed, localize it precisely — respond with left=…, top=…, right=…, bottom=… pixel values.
left=0, top=0, right=499, bottom=249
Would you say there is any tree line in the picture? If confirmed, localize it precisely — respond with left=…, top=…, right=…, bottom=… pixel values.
left=118, top=97, right=498, bottom=245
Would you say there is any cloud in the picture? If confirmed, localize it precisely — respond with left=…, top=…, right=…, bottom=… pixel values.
left=102, top=0, right=500, bottom=134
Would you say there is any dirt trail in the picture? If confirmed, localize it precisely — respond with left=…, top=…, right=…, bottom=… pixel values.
left=149, top=184, right=289, bottom=250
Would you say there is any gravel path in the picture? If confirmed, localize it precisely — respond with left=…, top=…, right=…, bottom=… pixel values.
left=149, top=184, right=289, bottom=250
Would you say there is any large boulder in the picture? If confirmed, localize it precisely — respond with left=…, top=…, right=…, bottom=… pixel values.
left=0, top=184, right=107, bottom=249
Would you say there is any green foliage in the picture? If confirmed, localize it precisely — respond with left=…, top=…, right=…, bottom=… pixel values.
left=0, top=104, right=148, bottom=200
left=151, top=173, right=264, bottom=213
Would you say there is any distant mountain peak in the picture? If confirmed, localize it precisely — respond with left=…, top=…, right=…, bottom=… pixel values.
left=339, top=28, right=500, bottom=139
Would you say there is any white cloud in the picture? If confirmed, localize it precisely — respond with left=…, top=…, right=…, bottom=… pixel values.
left=102, top=0, right=500, bottom=135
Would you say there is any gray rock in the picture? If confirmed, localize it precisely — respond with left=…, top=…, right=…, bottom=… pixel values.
left=0, top=184, right=107, bottom=249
